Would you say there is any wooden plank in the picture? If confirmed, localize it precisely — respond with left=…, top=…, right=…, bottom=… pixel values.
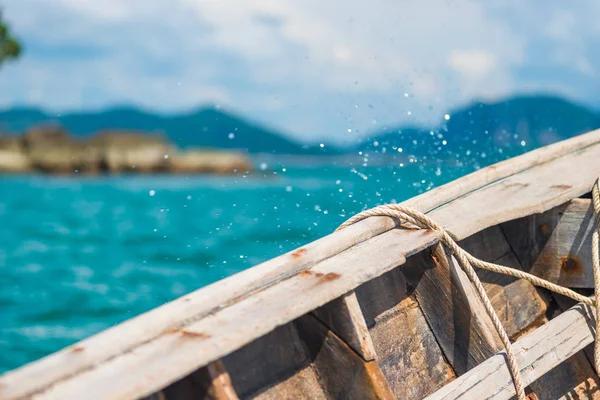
left=402, top=244, right=503, bottom=374
left=221, top=321, right=319, bottom=399
left=535, top=292, right=600, bottom=400
left=528, top=352, right=600, bottom=400
left=500, top=203, right=565, bottom=273
left=5, top=130, right=600, bottom=400
left=459, top=227, right=549, bottom=339
left=355, top=266, right=456, bottom=399
left=425, top=302, right=597, bottom=400
left=295, top=314, right=394, bottom=400
left=428, top=144, right=600, bottom=241
left=530, top=199, right=594, bottom=288
left=311, top=291, right=377, bottom=360
left=152, top=361, right=238, bottom=400
left=25, top=229, right=440, bottom=400
left=175, top=316, right=390, bottom=400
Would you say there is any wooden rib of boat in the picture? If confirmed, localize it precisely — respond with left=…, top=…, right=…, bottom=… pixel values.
left=4, top=129, right=600, bottom=400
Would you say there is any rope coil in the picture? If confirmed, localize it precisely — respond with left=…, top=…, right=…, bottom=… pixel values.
left=337, top=178, right=600, bottom=400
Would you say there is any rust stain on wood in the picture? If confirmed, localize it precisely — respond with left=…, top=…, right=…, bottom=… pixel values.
left=560, top=255, right=583, bottom=276
left=502, top=182, right=529, bottom=189
left=291, top=248, right=307, bottom=258
left=550, top=184, right=572, bottom=190
left=362, top=361, right=397, bottom=399
left=168, top=328, right=211, bottom=339
left=299, top=270, right=341, bottom=283
left=540, top=223, right=551, bottom=235
left=180, top=330, right=211, bottom=339
left=319, top=272, right=341, bottom=282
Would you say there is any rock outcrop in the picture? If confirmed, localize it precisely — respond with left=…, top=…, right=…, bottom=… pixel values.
left=0, top=124, right=252, bottom=175
left=169, top=148, right=252, bottom=174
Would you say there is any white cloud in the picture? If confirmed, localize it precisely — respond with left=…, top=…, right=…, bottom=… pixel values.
left=0, top=0, right=599, bottom=143
left=449, top=51, right=496, bottom=78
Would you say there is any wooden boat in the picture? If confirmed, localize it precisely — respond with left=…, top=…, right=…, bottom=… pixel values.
left=4, top=129, right=600, bottom=400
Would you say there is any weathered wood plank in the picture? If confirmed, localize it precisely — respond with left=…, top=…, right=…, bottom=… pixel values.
left=528, top=352, right=600, bottom=400
left=402, top=244, right=503, bottom=374
left=214, top=315, right=392, bottom=400
left=534, top=292, right=600, bottom=399
left=530, top=199, right=594, bottom=288
left=295, top=314, right=394, bottom=399
left=26, top=229, right=439, bottom=400
left=425, top=302, right=597, bottom=400
left=5, top=130, right=600, bottom=400
left=502, top=199, right=597, bottom=289
left=355, top=266, right=456, bottom=398
left=153, top=361, right=238, bottom=400
left=428, top=144, right=600, bottom=241
left=500, top=204, right=565, bottom=273
left=311, top=291, right=377, bottom=360
left=459, top=226, right=549, bottom=339
left=221, top=321, right=322, bottom=399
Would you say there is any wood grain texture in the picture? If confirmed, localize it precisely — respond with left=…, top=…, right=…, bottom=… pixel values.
left=530, top=199, right=595, bottom=288
left=222, top=322, right=311, bottom=399
left=528, top=342, right=600, bottom=399
left=355, top=266, right=456, bottom=399
left=295, top=314, right=395, bottom=400
left=534, top=293, right=600, bottom=399
left=5, top=129, right=600, bottom=400
left=425, top=302, right=597, bottom=400
left=222, top=315, right=393, bottom=400
left=311, top=291, right=377, bottom=360
left=459, top=226, right=549, bottom=339
left=428, top=144, right=600, bottom=241
left=402, top=244, right=503, bottom=374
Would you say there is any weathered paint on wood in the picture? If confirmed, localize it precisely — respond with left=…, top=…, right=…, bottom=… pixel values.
left=402, top=244, right=503, bottom=374
left=5, top=129, right=600, bottom=399
left=355, top=266, right=456, bottom=399
left=311, top=290, right=377, bottom=360
left=425, top=302, right=597, bottom=400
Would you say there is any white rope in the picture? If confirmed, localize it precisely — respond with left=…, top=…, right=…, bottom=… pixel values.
left=337, top=178, right=600, bottom=399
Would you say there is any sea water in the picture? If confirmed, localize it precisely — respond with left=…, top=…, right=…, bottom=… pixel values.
left=0, top=157, right=498, bottom=372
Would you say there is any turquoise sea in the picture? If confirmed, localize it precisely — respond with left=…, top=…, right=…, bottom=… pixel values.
left=0, top=154, right=516, bottom=373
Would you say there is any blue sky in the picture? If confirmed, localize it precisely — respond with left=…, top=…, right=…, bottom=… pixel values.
left=1, top=0, right=599, bottom=143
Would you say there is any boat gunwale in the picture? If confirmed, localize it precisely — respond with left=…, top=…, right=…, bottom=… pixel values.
left=3, top=128, right=600, bottom=400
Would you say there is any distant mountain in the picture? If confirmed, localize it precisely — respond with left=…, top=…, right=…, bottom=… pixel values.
left=357, top=95, right=600, bottom=165
left=1, top=95, right=599, bottom=157
left=0, top=106, right=309, bottom=154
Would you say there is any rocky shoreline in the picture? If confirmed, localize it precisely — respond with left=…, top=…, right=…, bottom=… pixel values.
left=0, top=125, right=252, bottom=175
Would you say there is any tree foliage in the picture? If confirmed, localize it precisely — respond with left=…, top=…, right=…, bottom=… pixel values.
left=0, top=10, right=22, bottom=67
